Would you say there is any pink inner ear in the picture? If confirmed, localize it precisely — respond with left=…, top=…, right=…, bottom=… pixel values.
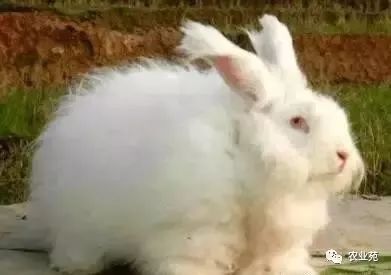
left=213, top=56, right=243, bottom=88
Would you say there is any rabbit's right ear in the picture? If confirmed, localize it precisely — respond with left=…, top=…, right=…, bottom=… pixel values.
left=178, top=20, right=283, bottom=108
left=246, top=14, right=307, bottom=88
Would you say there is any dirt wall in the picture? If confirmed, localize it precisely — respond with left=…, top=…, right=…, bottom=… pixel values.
left=0, top=11, right=390, bottom=91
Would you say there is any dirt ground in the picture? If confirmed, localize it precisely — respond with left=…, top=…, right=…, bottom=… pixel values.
left=0, top=12, right=181, bottom=91
left=0, top=11, right=390, bottom=91
left=1, top=197, right=391, bottom=274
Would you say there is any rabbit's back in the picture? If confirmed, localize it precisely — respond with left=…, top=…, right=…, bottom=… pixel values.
left=28, top=63, right=242, bottom=250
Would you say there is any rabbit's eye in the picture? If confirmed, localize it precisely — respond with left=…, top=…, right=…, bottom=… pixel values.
left=290, top=116, right=309, bottom=133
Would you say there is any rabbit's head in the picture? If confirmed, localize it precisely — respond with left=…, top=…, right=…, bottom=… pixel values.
left=178, top=14, right=365, bottom=194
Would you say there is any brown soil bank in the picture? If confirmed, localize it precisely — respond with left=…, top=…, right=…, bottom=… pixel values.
left=0, top=12, right=390, bottom=91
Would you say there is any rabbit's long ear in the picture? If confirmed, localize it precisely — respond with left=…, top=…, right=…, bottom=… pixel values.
left=178, top=20, right=283, bottom=108
left=246, top=14, right=307, bottom=88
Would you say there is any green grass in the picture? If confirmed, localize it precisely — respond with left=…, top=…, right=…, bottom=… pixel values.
left=0, top=88, right=64, bottom=204
left=0, top=138, right=32, bottom=204
left=0, top=84, right=390, bottom=204
left=4, top=0, right=390, bottom=11
left=0, top=88, right=64, bottom=138
left=329, top=85, right=391, bottom=195
left=89, top=7, right=391, bottom=35
left=1, top=2, right=390, bottom=35
left=321, top=254, right=391, bottom=274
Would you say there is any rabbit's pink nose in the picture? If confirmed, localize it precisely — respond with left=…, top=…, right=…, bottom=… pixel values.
left=337, top=150, right=348, bottom=162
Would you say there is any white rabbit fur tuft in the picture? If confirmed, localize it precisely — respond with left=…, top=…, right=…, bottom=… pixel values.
left=18, top=14, right=365, bottom=275
left=246, top=14, right=308, bottom=90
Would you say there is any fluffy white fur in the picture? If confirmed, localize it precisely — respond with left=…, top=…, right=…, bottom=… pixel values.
left=19, top=14, right=365, bottom=275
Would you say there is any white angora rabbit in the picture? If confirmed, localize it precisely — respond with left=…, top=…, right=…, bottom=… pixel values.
left=23, top=14, right=364, bottom=275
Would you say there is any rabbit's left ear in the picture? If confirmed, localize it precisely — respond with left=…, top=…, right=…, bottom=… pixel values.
left=246, top=14, right=307, bottom=88
left=178, top=20, right=284, bottom=108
